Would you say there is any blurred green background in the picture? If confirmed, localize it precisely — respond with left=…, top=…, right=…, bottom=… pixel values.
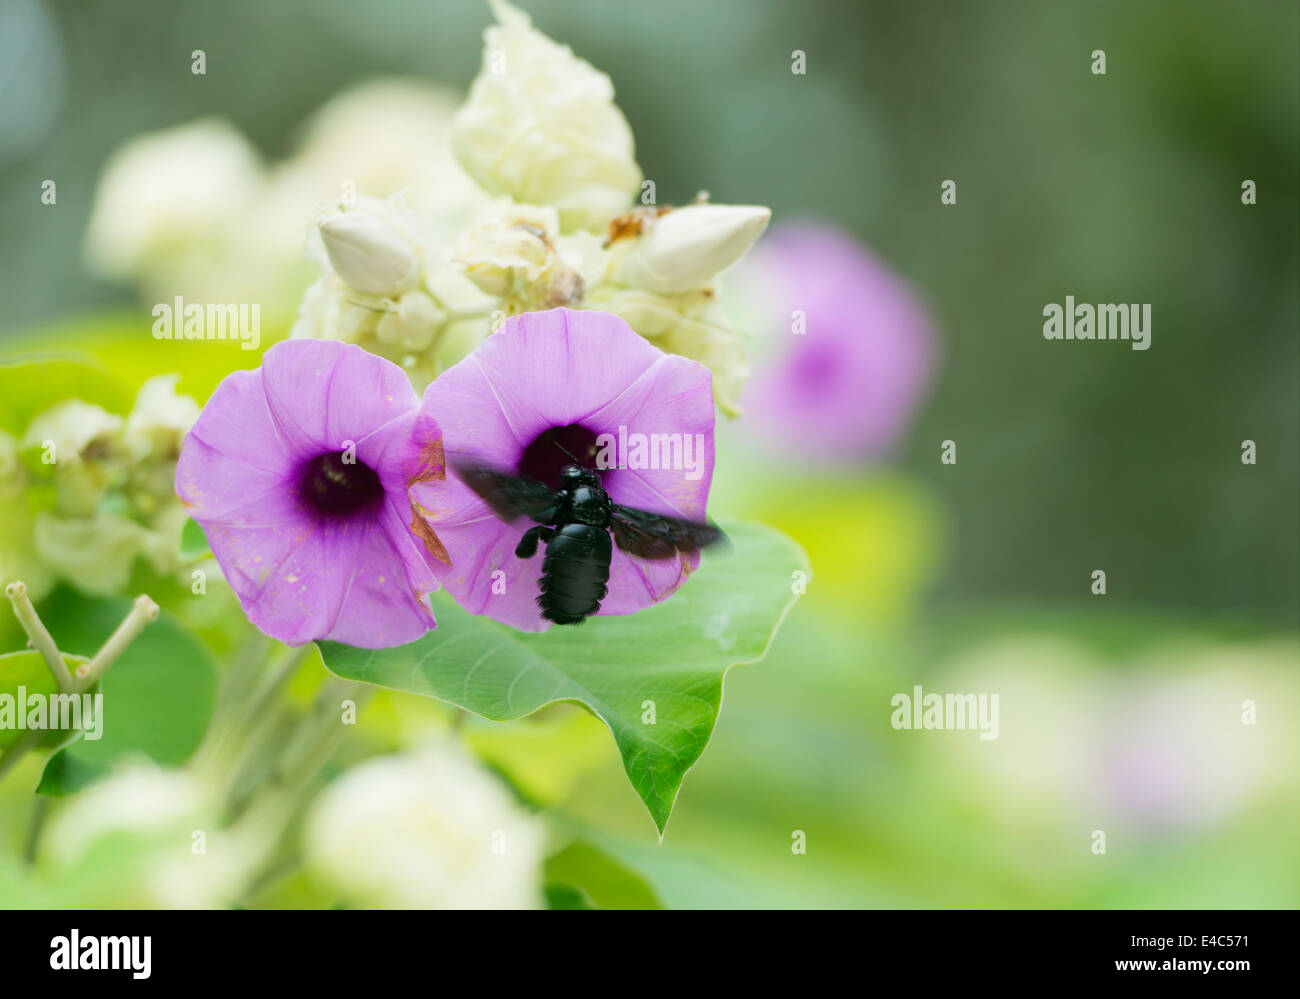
left=4, top=0, right=1296, bottom=618
left=0, top=0, right=1296, bottom=908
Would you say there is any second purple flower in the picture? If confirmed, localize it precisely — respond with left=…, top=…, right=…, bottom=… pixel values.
left=411, top=308, right=717, bottom=633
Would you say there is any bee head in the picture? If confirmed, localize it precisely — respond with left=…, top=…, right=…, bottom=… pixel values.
left=559, top=465, right=602, bottom=490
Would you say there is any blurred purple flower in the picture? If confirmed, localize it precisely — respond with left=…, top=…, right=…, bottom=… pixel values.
left=176, top=339, right=450, bottom=648
left=411, top=308, right=715, bottom=633
left=740, top=222, right=937, bottom=461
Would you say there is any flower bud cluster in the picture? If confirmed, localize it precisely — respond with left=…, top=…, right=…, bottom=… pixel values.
left=4, top=376, right=200, bottom=599
left=288, top=0, right=771, bottom=412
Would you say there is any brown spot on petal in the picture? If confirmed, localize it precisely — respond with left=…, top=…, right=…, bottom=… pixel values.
left=604, top=206, right=672, bottom=248
left=407, top=437, right=447, bottom=488
left=409, top=499, right=452, bottom=566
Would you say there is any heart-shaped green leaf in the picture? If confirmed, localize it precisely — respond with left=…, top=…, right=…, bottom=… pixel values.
left=34, top=589, right=218, bottom=795
left=318, top=521, right=807, bottom=833
left=0, top=650, right=92, bottom=751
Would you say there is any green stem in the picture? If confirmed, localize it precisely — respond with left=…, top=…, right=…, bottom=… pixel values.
left=193, top=644, right=309, bottom=787
left=6, top=582, right=73, bottom=692
left=23, top=795, right=51, bottom=865
left=274, top=679, right=371, bottom=791
left=210, top=631, right=275, bottom=727
left=225, top=680, right=374, bottom=901
left=75, top=595, right=158, bottom=693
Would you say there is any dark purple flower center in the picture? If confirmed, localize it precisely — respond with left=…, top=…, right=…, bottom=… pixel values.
left=519, top=424, right=603, bottom=489
left=299, top=451, right=384, bottom=517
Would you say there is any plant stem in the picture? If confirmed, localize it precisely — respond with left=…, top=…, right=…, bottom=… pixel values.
left=5, top=582, right=73, bottom=692
left=193, top=644, right=309, bottom=788
left=23, top=795, right=51, bottom=865
left=274, top=679, right=371, bottom=791
left=74, top=595, right=159, bottom=692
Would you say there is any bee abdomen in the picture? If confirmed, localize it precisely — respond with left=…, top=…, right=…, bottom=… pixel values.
left=538, top=523, right=612, bottom=624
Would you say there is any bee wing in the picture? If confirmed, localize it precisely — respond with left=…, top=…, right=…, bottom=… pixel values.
left=609, top=505, right=727, bottom=560
left=455, top=462, right=557, bottom=523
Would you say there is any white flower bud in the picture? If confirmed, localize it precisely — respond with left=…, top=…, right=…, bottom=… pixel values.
left=123, top=374, right=200, bottom=462
left=33, top=512, right=153, bottom=596
left=84, top=118, right=262, bottom=283
left=304, top=742, right=545, bottom=909
left=451, top=0, right=642, bottom=233
left=453, top=202, right=591, bottom=310
left=376, top=290, right=444, bottom=352
left=22, top=400, right=123, bottom=465
left=45, top=765, right=259, bottom=908
left=454, top=203, right=560, bottom=298
left=316, top=198, right=422, bottom=296
left=287, top=79, right=490, bottom=247
left=611, top=204, right=771, bottom=295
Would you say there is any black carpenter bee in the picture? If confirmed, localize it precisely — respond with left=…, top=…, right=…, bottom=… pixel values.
left=457, top=461, right=725, bottom=625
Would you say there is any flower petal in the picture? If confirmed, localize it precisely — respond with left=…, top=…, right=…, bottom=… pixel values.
left=179, top=339, right=442, bottom=647
left=415, top=308, right=717, bottom=631
left=261, top=338, right=421, bottom=454
left=176, top=368, right=300, bottom=525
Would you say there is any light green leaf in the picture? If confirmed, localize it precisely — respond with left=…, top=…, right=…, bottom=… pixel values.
left=0, top=650, right=91, bottom=751
left=318, top=521, right=807, bottom=833
left=34, top=588, right=218, bottom=795
left=32, top=747, right=106, bottom=794
left=0, top=353, right=132, bottom=436
left=543, top=883, right=597, bottom=910
left=544, top=839, right=661, bottom=910
left=179, top=518, right=210, bottom=561
left=549, top=831, right=778, bottom=909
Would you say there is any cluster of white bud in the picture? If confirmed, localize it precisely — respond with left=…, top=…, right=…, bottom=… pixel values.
left=82, top=1, right=773, bottom=413
left=292, top=195, right=497, bottom=388
left=289, top=1, right=771, bottom=412
left=3, top=377, right=200, bottom=600
left=83, top=79, right=488, bottom=318
left=304, top=740, right=546, bottom=909
left=451, top=0, right=643, bottom=235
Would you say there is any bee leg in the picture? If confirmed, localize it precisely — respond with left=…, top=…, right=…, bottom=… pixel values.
left=515, top=526, right=554, bottom=559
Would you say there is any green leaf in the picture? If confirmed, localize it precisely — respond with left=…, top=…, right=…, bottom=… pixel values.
left=319, top=521, right=807, bottom=833
left=179, top=518, right=210, bottom=561
left=568, top=831, right=779, bottom=909
left=544, top=840, right=661, bottom=909
left=5, top=312, right=274, bottom=406
left=543, top=883, right=597, bottom=910
left=34, top=747, right=107, bottom=794
left=0, top=354, right=132, bottom=436
left=0, top=650, right=91, bottom=751
left=544, top=829, right=780, bottom=909
left=33, top=588, right=218, bottom=795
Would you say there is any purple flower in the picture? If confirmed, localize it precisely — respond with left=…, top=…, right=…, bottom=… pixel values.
left=176, top=339, right=451, bottom=648
left=739, top=222, right=937, bottom=462
left=411, top=308, right=715, bottom=633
